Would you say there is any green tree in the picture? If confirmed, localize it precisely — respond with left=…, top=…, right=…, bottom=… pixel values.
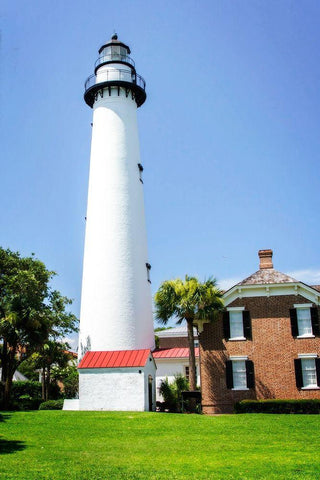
left=155, top=275, right=224, bottom=391
left=159, top=374, right=189, bottom=412
left=0, top=247, right=78, bottom=408
left=52, top=364, right=79, bottom=399
left=18, top=356, right=40, bottom=382
left=32, top=341, right=72, bottom=401
left=154, top=326, right=172, bottom=349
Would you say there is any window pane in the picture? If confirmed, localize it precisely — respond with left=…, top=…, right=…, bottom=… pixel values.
left=232, top=360, right=247, bottom=388
left=230, top=311, right=244, bottom=338
left=297, top=308, right=312, bottom=336
left=301, top=358, right=317, bottom=387
left=120, top=46, right=127, bottom=57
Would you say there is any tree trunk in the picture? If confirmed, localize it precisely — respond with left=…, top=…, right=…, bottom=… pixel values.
left=1, top=340, right=8, bottom=382
left=3, top=351, right=16, bottom=409
left=41, top=366, right=46, bottom=400
left=3, top=375, right=13, bottom=409
left=45, top=366, right=50, bottom=401
left=187, top=319, right=196, bottom=391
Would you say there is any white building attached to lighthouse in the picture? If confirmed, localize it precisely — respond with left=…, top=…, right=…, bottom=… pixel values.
left=75, top=35, right=155, bottom=411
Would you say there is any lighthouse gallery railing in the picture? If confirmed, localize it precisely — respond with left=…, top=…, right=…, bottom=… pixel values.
left=95, top=54, right=136, bottom=70
left=84, top=70, right=146, bottom=93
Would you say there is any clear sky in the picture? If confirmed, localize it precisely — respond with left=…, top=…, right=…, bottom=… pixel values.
left=1, top=1, right=320, bottom=346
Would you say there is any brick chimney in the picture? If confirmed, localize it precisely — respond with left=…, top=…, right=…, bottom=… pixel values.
left=258, top=249, right=273, bottom=269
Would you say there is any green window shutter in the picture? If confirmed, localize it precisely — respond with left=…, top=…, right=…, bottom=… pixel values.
left=245, top=360, right=255, bottom=388
left=294, top=359, right=303, bottom=389
left=223, top=311, right=230, bottom=340
left=311, top=308, right=320, bottom=336
left=226, top=360, right=233, bottom=389
left=315, top=358, right=320, bottom=387
left=243, top=311, right=252, bottom=340
left=290, top=309, right=298, bottom=337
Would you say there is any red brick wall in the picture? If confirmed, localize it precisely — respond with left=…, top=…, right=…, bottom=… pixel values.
left=158, top=336, right=189, bottom=349
left=199, top=294, right=320, bottom=414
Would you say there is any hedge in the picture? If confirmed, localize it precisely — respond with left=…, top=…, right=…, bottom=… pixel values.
left=14, top=396, right=43, bottom=411
left=0, top=381, right=43, bottom=410
left=234, top=399, right=320, bottom=414
left=10, top=381, right=42, bottom=401
left=39, top=399, right=64, bottom=410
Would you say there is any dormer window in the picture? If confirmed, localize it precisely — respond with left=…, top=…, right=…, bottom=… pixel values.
left=290, top=304, right=319, bottom=338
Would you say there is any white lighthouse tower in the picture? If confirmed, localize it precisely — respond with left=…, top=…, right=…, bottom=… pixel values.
left=76, top=35, right=156, bottom=411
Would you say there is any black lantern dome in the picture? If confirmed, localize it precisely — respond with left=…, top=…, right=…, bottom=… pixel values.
left=84, top=35, right=146, bottom=108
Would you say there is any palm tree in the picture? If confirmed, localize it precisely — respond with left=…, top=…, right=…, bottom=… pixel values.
left=154, top=275, right=224, bottom=391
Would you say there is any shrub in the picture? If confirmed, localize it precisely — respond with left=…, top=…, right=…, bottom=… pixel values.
left=11, top=381, right=42, bottom=401
left=48, top=381, right=62, bottom=400
left=159, top=374, right=190, bottom=413
left=52, top=365, right=79, bottom=399
left=234, top=399, right=320, bottom=414
left=0, top=380, right=64, bottom=410
left=16, top=395, right=43, bottom=411
left=61, top=368, right=79, bottom=399
left=39, top=399, right=64, bottom=410
left=0, top=381, right=42, bottom=410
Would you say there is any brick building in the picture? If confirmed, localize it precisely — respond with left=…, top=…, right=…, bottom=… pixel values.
left=156, top=326, right=198, bottom=349
left=196, top=250, right=320, bottom=414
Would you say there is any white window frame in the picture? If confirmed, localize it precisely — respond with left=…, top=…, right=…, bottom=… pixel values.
left=227, top=307, right=246, bottom=341
left=298, top=354, right=319, bottom=390
left=294, top=304, right=314, bottom=338
left=230, top=355, right=249, bottom=390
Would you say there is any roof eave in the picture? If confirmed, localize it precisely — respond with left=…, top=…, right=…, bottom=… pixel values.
left=223, top=281, right=320, bottom=306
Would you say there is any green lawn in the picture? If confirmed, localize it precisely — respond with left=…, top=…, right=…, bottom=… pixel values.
left=0, top=411, right=319, bottom=480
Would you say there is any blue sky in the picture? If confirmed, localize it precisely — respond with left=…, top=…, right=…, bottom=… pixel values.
left=1, top=1, right=320, bottom=344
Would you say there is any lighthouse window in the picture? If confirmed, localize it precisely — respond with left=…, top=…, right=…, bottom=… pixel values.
left=111, top=45, right=121, bottom=56
left=138, top=163, right=144, bottom=183
left=146, top=263, right=151, bottom=283
left=101, top=46, right=112, bottom=58
left=120, top=46, right=127, bottom=58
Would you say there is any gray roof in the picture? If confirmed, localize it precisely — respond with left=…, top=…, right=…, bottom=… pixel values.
left=156, top=326, right=197, bottom=337
left=0, top=368, right=29, bottom=381
left=237, top=268, right=297, bottom=286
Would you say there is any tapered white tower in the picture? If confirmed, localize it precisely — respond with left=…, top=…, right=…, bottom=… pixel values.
left=79, top=35, right=155, bottom=358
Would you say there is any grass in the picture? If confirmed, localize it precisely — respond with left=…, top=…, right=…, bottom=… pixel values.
left=0, top=411, right=319, bottom=479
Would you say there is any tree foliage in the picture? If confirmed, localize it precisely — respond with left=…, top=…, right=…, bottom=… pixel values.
left=155, top=275, right=224, bottom=390
left=31, top=340, right=74, bottom=401
left=0, top=247, right=78, bottom=407
left=154, top=326, right=173, bottom=348
left=52, top=364, right=79, bottom=399
left=159, top=374, right=189, bottom=412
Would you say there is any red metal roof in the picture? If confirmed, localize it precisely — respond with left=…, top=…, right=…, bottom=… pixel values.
left=78, top=349, right=151, bottom=369
left=152, top=347, right=199, bottom=359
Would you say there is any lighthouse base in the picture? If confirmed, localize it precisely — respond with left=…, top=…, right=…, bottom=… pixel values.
left=76, top=350, right=156, bottom=411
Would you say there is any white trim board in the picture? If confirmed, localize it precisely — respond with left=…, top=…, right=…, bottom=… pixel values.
left=223, top=282, right=320, bottom=306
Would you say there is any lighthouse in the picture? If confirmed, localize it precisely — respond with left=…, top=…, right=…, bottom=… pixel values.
left=76, top=35, right=156, bottom=411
